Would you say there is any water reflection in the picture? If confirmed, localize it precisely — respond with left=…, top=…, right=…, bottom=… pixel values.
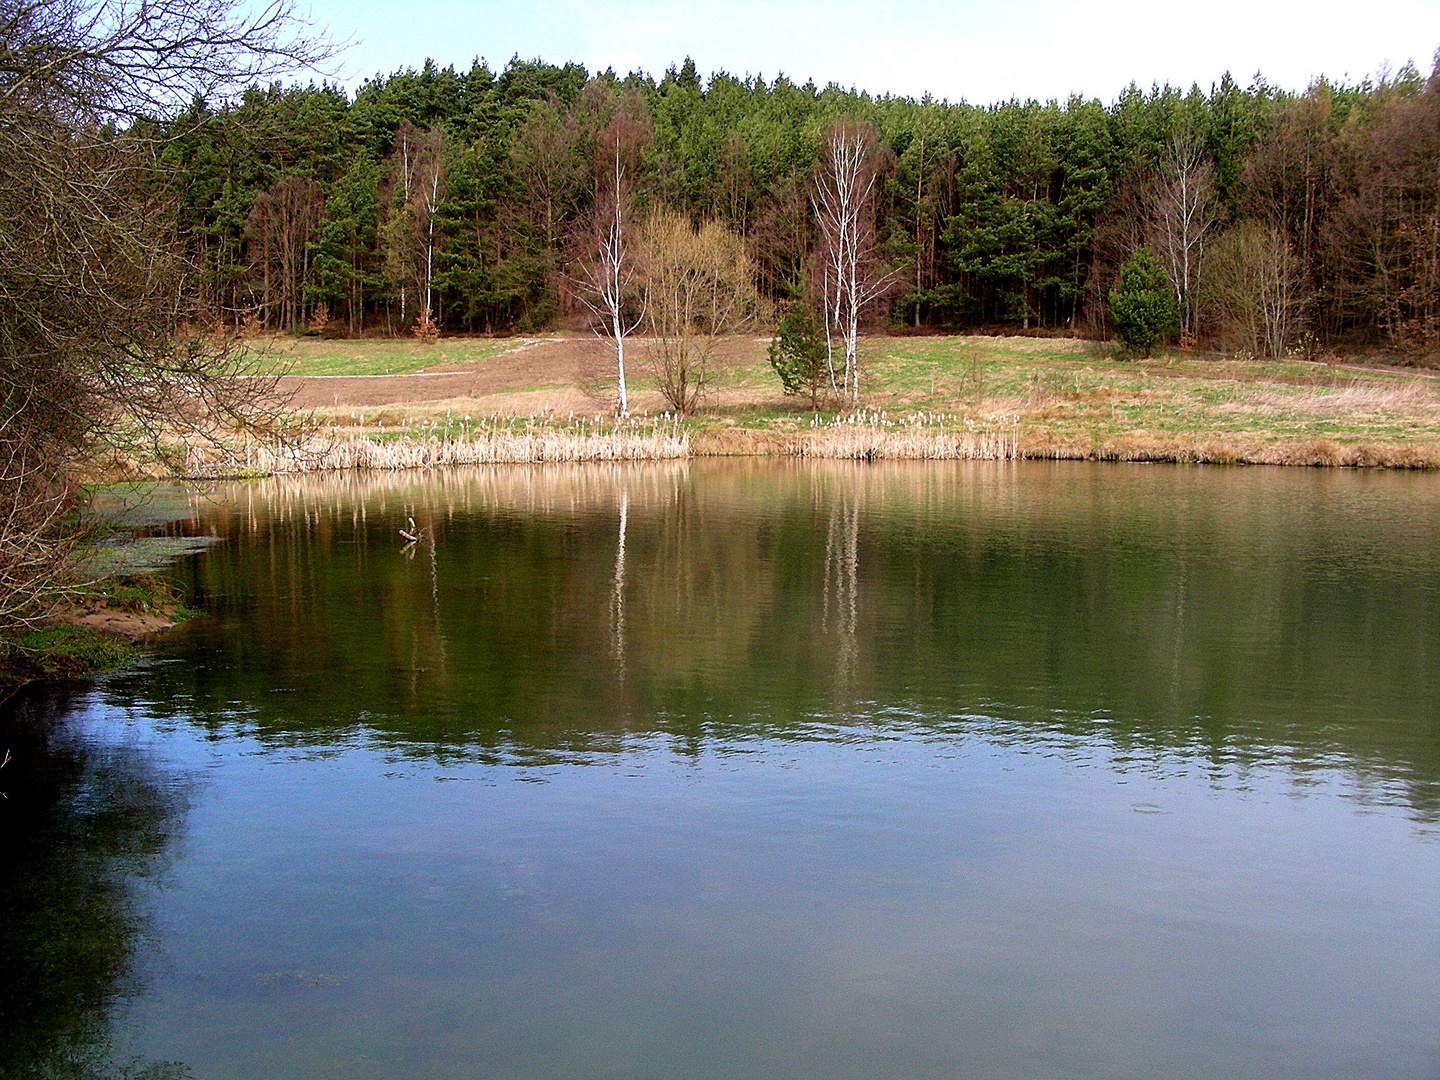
left=114, top=460, right=1440, bottom=817
left=823, top=486, right=861, bottom=688
left=0, top=685, right=189, bottom=1079
left=12, top=460, right=1440, bottom=1080
left=611, top=484, right=629, bottom=681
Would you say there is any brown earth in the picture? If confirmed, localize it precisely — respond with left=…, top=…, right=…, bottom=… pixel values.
left=59, top=597, right=176, bottom=640
left=282, top=335, right=778, bottom=414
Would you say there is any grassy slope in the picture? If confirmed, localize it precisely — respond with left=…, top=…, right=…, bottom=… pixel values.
left=867, top=338, right=1440, bottom=447
left=686, top=336, right=1440, bottom=454
left=265, top=336, right=514, bottom=377
left=271, top=334, right=1440, bottom=463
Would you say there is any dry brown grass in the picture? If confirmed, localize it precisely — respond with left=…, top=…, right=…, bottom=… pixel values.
left=181, top=426, right=688, bottom=477
left=176, top=418, right=1440, bottom=477
left=1009, top=434, right=1440, bottom=468
left=1221, top=378, right=1439, bottom=417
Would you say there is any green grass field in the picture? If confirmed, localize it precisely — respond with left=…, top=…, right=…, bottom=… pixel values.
left=856, top=337, right=1440, bottom=446
left=260, top=336, right=515, bottom=377
left=685, top=335, right=1440, bottom=448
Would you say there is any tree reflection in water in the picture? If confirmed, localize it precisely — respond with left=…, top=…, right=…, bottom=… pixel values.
left=131, top=461, right=1440, bottom=818
left=0, top=683, right=191, bottom=1080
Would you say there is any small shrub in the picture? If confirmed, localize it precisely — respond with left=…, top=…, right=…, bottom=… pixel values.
left=412, top=307, right=439, bottom=343
left=1110, top=247, right=1178, bottom=358
left=100, top=574, right=181, bottom=613
left=768, top=302, right=831, bottom=409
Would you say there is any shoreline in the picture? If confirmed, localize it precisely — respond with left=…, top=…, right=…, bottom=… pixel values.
left=23, top=425, right=1439, bottom=690
left=173, top=428, right=1440, bottom=477
left=0, top=568, right=194, bottom=695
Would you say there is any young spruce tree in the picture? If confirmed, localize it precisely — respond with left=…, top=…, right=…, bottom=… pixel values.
left=1109, top=247, right=1179, bottom=357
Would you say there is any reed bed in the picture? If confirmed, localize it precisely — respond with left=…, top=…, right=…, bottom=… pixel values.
left=784, top=409, right=1021, bottom=461
left=1013, top=435, right=1440, bottom=468
left=183, top=417, right=688, bottom=477
left=173, top=397, right=1440, bottom=477
left=771, top=409, right=1440, bottom=468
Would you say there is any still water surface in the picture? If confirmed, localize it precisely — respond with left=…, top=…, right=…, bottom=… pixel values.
left=5, top=460, right=1440, bottom=1079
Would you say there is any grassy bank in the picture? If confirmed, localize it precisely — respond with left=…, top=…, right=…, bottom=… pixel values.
left=0, top=566, right=194, bottom=693
left=233, top=334, right=1440, bottom=470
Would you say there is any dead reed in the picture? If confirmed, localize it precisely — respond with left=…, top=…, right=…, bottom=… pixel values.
left=783, top=409, right=1021, bottom=461
left=1012, top=434, right=1440, bottom=468
left=182, top=416, right=689, bottom=477
left=174, top=400, right=1440, bottom=477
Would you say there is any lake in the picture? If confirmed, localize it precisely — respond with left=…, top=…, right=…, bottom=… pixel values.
left=5, top=459, right=1439, bottom=1079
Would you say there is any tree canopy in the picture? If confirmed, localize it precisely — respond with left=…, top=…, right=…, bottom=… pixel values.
left=146, top=53, right=1440, bottom=351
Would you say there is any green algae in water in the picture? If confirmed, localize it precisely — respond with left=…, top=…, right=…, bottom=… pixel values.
left=81, top=535, right=223, bottom=578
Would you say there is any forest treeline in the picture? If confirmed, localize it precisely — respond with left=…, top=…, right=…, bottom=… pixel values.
left=153, top=52, right=1440, bottom=352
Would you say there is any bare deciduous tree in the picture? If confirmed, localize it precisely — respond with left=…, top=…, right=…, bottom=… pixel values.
left=1202, top=222, right=1306, bottom=358
left=247, top=174, right=323, bottom=331
left=511, top=95, right=581, bottom=252
left=1146, top=133, right=1218, bottom=345
left=573, top=93, right=649, bottom=413
left=0, top=0, right=330, bottom=629
left=641, top=209, right=760, bottom=415
left=0, top=0, right=329, bottom=119
left=812, top=118, right=890, bottom=405
left=380, top=121, right=445, bottom=332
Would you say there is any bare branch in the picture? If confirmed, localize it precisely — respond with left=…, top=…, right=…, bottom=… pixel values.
left=811, top=118, right=896, bottom=405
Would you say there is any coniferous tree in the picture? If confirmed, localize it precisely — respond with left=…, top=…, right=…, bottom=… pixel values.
left=1110, top=246, right=1180, bottom=356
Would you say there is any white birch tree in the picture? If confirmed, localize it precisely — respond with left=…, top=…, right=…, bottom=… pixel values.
left=812, top=119, right=890, bottom=405
left=1147, top=133, right=1218, bottom=345
left=382, top=122, right=444, bottom=334
left=572, top=94, right=650, bottom=413
left=580, top=135, right=643, bottom=412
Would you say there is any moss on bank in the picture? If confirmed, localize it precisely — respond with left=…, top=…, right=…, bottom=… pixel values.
left=5, top=625, right=134, bottom=681
left=0, top=574, right=192, bottom=693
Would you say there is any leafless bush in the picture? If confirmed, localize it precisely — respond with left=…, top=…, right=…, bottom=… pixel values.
left=641, top=210, right=761, bottom=414
left=411, top=307, right=439, bottom=343
left=1202, top=222, right=1308, bottom=357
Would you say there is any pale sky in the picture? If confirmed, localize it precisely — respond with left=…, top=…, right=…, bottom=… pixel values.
left=300, top=0, right=1439, bottom=103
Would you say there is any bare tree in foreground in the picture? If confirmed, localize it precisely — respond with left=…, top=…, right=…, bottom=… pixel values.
left=0, top=0, right=329, bottom=119
left=812, top=119, right=890, bottom=406
left=0, top=0, right=330, bottom=629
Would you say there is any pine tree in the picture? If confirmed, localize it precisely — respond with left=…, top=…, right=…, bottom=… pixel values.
left=1110, top=246, right=1179, bottom=357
